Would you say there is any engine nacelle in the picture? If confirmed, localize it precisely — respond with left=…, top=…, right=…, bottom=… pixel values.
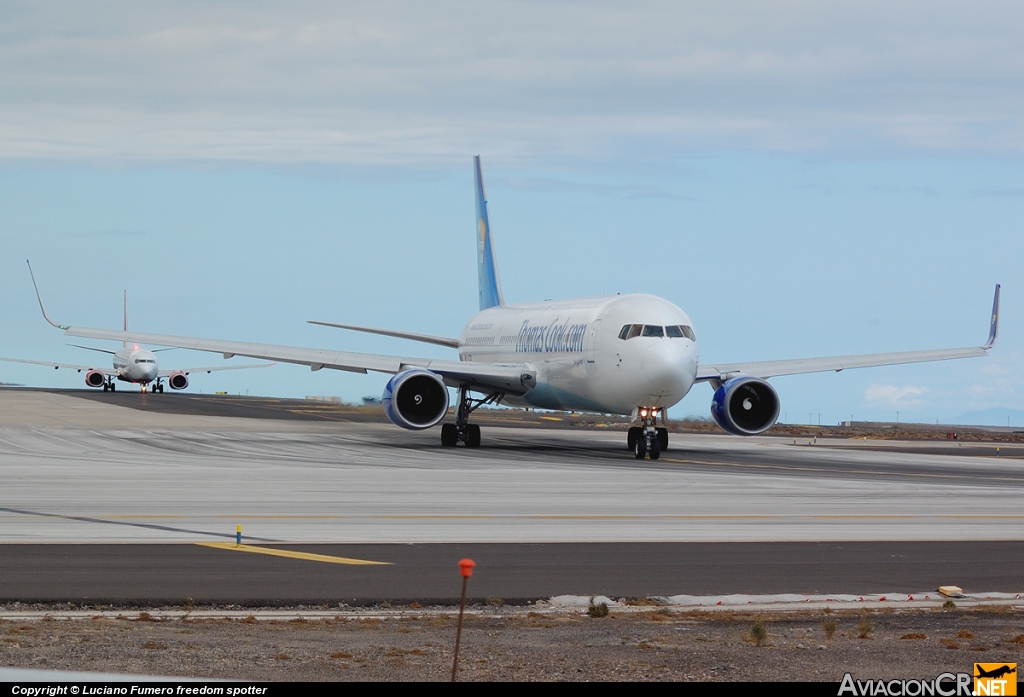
left=168, top=372, right=189, bottom=390
left=85, top=370, right=106, bottom=388
left=711, top=376, right=781, bottom=436
left=382, top=368, right=449, bottom=430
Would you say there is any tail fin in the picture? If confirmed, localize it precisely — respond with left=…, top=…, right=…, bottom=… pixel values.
left=474, top=156, right=504, bottom=310
left=123, top=290, right=130, bottom=347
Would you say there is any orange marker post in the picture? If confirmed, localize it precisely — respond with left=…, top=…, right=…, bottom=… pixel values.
left=452, top=558, right=476, bottom=682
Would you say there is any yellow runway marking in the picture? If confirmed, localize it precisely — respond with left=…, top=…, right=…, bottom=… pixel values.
left=195, top=542, right=390, bottom=565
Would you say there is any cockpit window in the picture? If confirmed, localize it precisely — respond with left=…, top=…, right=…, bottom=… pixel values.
left=618, top=324, right=644, bottom=340
left=666, top=325, right=696, bottom=340
left=620, top=324, right=693, bottom=340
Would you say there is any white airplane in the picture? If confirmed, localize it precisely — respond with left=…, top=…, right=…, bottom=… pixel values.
left=6, top=270, right=274, bottom=393
left=33, top=157, right=1000, bottom=457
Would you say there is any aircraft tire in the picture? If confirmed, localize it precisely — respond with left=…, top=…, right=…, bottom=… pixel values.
left=441, top=423, right=457, bottom=447
left=102, top=384, right=109, bottom=392
left=634, top=436, right=646, bottom=459
left=466, top=424, right=481, bottom=448
left=657, top=427, right=668, bottom=451
left=110, top=383, right=116, bottom=392
left=627, top=426, right=641, bottom=451
left=649, top=435, right=661, bottom=460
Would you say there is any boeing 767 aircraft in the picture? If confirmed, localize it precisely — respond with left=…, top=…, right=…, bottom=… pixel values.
left=30, top=157, right=1000, bottom=458
left=6, top=279, right=273, bottom=392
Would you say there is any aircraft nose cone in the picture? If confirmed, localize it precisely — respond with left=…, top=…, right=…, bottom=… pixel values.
left=644, top=340, right=696, bottom=395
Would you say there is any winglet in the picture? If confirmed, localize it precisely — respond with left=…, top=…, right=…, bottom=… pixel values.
left=984, top=283, right=1000, bottom=349
left=26, top=260, right=68, bottom=330
left=474, top=156, right=504, bottom=311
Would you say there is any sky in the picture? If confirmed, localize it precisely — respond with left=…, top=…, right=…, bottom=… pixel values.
left=0, top=2, right=1022, bottom=426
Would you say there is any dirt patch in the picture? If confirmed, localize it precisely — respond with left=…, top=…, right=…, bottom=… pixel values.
left=0, top=606, right=1021, bottom=681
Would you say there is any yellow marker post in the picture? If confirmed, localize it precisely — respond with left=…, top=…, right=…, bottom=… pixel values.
left=236, top=525, right=242, bottom=547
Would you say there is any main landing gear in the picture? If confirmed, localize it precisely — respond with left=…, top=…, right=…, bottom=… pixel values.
left=627, top=408, right=668, bottom=460
left=441, top=385, right=503, bottom=448
left=102, top=378, right=117, bottom=392
left=150, top=379, right=164, bottom=393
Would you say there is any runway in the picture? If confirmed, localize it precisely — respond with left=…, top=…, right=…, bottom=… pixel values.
left=2, top=541, right=1023, bottom=603
left=0, top=388, right=1021, bottom=600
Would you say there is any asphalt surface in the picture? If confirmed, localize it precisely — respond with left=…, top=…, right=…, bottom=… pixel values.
left=1, top=541, right=1022, bottom=603
left=1, top=389, right=1022, bottom=602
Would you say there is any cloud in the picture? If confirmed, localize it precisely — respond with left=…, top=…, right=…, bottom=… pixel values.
left=1, top=2, right=1024, bottom=164
left=969, top=188, right=1024, bottom=198
left=498, top=176, right=697, bottom=201
left=863, top=384, right=928, bottom=408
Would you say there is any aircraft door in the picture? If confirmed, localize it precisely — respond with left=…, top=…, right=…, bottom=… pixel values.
left=586, top=319, right=601, bottom=363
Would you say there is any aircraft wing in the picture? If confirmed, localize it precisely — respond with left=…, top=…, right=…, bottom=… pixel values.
left=157, top=362, right=275, bottom=377
left=0, top=356, right=115, bottom=375
left=696, top=346, right=989, bottom=382
left=307, top=321, right=461, bottom=348
left=65, top=327, right=535, bottom=395
left=697, top=284, right=1000, bottom=382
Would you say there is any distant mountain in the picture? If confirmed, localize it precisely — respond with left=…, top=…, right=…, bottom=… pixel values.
left=955, top=408, right=1024, bottom=427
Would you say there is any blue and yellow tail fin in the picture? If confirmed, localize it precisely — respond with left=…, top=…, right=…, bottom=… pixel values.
left=474, top=156, right=504, bottom=310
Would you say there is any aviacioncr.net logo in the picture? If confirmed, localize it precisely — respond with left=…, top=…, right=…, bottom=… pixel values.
left=974, top=663, right=1017, bottom=696
left=839, top=672, right=973, bottom=696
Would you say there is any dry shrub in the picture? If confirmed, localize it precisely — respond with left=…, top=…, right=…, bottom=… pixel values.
left=408, top=601, right=422, bottom=609
left=901, top=633, right=926, bottom=640
left=749, top=620, right=768, bottom=647
left=241, top=615, right=258, bottom=624
left=141, top=642, right=166, bottom=650
left=823, top=618, right=838, bottom=640
left=957, top=630, right=974, bottom=639
left=627, top=597, right=665, bottom=607
left=1007, top=634, right=1024, bottom=644
left=330, top=652, right=353, bottom=659
left=136, top=612, right=156, bottom=622
left=857, top=616, right=873, bottom=639
left=940, top=638, right=960, bottom=650
left=942, top=600, right=957, bottom=610
left=275, top=653, right=292, bottom=660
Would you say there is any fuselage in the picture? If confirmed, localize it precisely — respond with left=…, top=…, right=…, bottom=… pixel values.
left=458, top=294, right=699, bottom=415
left=112, top=345, right=158, bottom=384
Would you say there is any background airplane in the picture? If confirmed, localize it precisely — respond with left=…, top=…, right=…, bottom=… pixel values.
left=32, top=157, right=1000, bottom=456
left=2, top=269, right=274, bottom=393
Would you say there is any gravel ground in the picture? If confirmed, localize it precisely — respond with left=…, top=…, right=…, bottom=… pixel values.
left=1, top=605, right=1022, bottom=681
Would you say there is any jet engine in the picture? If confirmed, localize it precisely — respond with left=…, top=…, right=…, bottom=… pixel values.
left=168, top=372, right=189, bottom=390
left=84, top=370, right=106, bottom=388
left=382, top=368, right=449, bottom=430
left=711, top=376, right=780, bottom=436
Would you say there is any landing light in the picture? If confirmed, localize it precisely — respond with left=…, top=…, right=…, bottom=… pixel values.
left=640, top=409, right=648, bottom=417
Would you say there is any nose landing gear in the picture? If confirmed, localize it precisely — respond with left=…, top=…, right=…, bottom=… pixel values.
left=441, top=385, right=503, bottom=448
left=627, top=408, right=668, bottom=460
